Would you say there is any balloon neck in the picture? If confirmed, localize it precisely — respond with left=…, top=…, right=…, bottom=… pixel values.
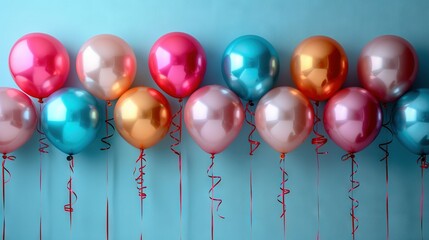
left=2, top=153, right=7, bottom=159
left=314, top=101, right=320, bottom=107
left=210, top=153, right=215, bottom=160
left=248, top=100, right=254, bottom=107
left=67, top=154, right=74, bottom=161
left=106, top=100, right=112, bottom=107
left=38, top=98, right=44, bottom=104
left=420, top=155, right=428, bottom=169
left=280, top=153, right=286, bottom=159
left=178, top=98, right=183, bottom=103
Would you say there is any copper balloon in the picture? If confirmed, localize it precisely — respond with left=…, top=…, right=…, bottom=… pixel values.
left=290, top=36, right=348, bottom=101
left=114, top=87, right=172, bottom=149
left=76, top=34, right=137, bottom=101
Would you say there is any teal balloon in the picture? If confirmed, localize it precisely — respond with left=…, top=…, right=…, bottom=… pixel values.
left=392, top=88, right=429, bottom=155
left=41, top=88, right=101, bottom=155
left=222, top=35, right=279, bottom=101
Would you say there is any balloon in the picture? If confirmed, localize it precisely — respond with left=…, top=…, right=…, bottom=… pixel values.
left=9, top=33, right=70, bottom=101
left=184, top=85, right=244, bottom=154
left=290, top=36, right=348, bottom=101
left=323, top=87, right=382, bottom=153
left=0, top=88, right=37, bottom=154
left=255, top=87, right=314, bottom=153
left=41, top=88, right=101, bottom=155
left=392, top=89, right=429, bottom=155
left=148, top=32, right=206, bottom=99
left=222, top=35, right=279, bottom=101
left=76, top=34, right=137, bottom=101
left=114, top=87, right=172, bottom=149
left=358, top=35, right=418, bottom=103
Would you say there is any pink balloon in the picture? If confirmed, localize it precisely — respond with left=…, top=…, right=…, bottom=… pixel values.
left=0, top=88, right=37, bottom=154
left=184, top=85, right=244, bottom=154
left=255, top=87, right=314, bottom=154
left=323, top=87, right=382, bottom=153
left=9, top=33, right=70, bottom=101
left=358, top=35, right=418, bottom=103
left=149, top=32, right=206, bottom=99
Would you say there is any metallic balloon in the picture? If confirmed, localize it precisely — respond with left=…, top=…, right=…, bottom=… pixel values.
left=41, top=88, right=101, bottom=155
left=0, top=88, right=37, bottom=154
left=149, top=32, right=206, bottom=99
left=291, top=36, right=348, bottom=101
left=184, top=85, right=244, bottom=154
left=324, top=87, right=382, bottom=153
left=76, top=34, right=137, bottom=101
left=255, top=87, right=314, bottom=154
left=9, top=33, right=70, bottom=101
left=358, top=35, right=418, bottom=103
left=114, top=87, right=172, bottom=149
left=222, top=35, right=279, bottom=101
left=392, top=89, right=429, bottom=155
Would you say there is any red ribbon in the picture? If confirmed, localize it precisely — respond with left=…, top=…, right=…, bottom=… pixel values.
left=2, top=153, right=15, bottom=240
left=207, top=154, right=224, bottom=240
left=311, top=101, right=327, bottom=240
left=342, top=153, right=359, bottom=240
left=418, top=155, right=428, bottom=240
left=169, top=99, right=183, bottom=239
left=64, top=155, right=78, bottom=234
left=37, top=102, right=49, bottom=240
left=278, top=153, right=290, bottom=240
left=134, top=149, right=146, bottom=240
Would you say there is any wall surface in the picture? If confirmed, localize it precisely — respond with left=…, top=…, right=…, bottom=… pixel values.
left=1, top=0, right=429, bottom=239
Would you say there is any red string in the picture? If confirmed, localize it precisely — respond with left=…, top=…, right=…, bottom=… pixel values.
left=278, top=153, right=290, bottom=240
left=37, top=102, right=49, bottom=240
left=342, top=153, right=359, bottom=240
left=207, top=153, right=224, bottom=240
left=64, top=155, right=77, bottom=234
left=169, top=99, right=183, bottom=239
left=418, top=155, right=428, bottom=240
left=134, top=149, right=146, bottom=240
left=1, top=153, right=15, bottom=240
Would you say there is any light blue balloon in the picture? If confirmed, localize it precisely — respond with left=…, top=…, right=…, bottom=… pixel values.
left=222, top=35, right=279, bottom=102
left=41, top=88, right=101, bottom=155
left=392, top=88, right=429, bottom=155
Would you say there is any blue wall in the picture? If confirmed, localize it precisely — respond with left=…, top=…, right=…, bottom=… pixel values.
left=1, top=0, right=429, bottom=239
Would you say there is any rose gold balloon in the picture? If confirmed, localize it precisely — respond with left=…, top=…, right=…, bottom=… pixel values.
left=76, top=34, right=137, bottom=101
left=290, top=36, right=348, bottom=101
left=255, top=87, right=314, bottom=154
left=358, top=35, right=418, bottom=103
left=114, top=87, right=172, bottom=149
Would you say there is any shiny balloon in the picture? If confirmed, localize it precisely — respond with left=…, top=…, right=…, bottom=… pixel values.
left=9, top=33, right=70, bottom=101
left=291, top=36, right=348, bottom=101
left=76, top=34, right=137, bottom=101
left=149, top=32, right=206, bottom=99
left=358, top=35, right=418, bottom=103
left=255, top=87, right=314, bottom=154
left=41, top=88, right=101, bottom=155
left=114, top=87, right=172, bottom=149
left=0, top=88, right=37, bottom=154
left=392, top=89, right=429, bottom=155
left=184, top=85, right=244, bottom=154
left=324, top=87, right=382, bottom=153
left=222, top=35, right=279, bottom=101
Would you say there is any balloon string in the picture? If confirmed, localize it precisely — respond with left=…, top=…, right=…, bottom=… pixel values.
left=379, top=103, right=393, bottom=240
left=64, top=155, right=77, bottom=237
left=342, top=153, right=359, bottom=240
left=245, top=101, right=260, bottom=239
left=37, top=102, right=48, bottom=240
left=100, top=101, right=115, bottom=240
left=207, top=154, right=224, bottom=240
left=278, top=153, right=289, bottom=240
left=134, top=149, right=146, bottom=240
left=311, top=101, right=327, bottom=240
left=418, top=155, right=428, bottom=240
left=169, top=99, right=183, bottom=240
left=2, top=154, right=15, bottom=240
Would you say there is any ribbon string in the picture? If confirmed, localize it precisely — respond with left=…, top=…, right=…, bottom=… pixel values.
left=418, top=155, right=428, bottom=240
left=37, top=102, right=49, bottom=240
left=207, top=154, right=224, bottom=240
left=278, top=153, right=290, bottom=240
left=134, top=149, right=146, bottom=240
left=2, top=154, right=15, bottom=240
left=64, top=155, right=78, bottom=234
left=342, top=153, right=359, bottom=240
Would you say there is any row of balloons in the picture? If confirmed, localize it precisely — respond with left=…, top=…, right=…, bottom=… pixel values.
left=1, top=32, right=425, bottom=161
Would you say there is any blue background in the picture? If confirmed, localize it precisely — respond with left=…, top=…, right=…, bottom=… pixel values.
left=1, top=0, right=429, bottom=239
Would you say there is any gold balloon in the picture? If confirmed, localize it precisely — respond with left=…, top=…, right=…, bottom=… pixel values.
left=290, top=36, right=348, bottom=101
left=114, top=87, right=172, bottom=149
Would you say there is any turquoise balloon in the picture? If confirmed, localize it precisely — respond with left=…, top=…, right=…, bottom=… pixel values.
left=41, top=88, right=101, bottom=155
left=222, top=35, right=279, bottom=101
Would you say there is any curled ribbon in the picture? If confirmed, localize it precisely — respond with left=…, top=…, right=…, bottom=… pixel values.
left=134, top=149, right=146, bottom=240
left=64, top=155, right=78, bottom=231
left=2, top=154, right=15, bottom=240
left=207, top=154, right=224, bottom=240
left=278, top=153, right=290, bottom=240
left=418, top=155, right=428, bottom=240
left=342, top=153, right=359, bottom=240
left=37, top=102, right=48, bottom=240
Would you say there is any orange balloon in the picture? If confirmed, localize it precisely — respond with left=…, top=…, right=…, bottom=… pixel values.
left=290, top=36, right=348, bottom=101
left=114, top=87, right=172, bottom=149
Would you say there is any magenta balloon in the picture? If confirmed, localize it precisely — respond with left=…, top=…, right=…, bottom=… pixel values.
left=358, top=35, right=418, bottom=103
left=255, top=87, right=314, bottom=154
left=184, top=85, right=244, bottom=154
left=323, top=87, right=382, bottom=153
left=0, top=88, right=37, bottom=154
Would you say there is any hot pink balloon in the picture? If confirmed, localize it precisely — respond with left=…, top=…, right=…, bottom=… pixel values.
left=0, top=88, right=37, bottom=154
left=255, top=87, right=314, bottom=154
left=184, top=85, right=244, bottom=154
left=323, top=87, right=382, bottom=153
left=9, top=33, right=70, bottom=101
left=149, top=32, right=206, bottom=99
left=358, top=35, right=418, bottom=103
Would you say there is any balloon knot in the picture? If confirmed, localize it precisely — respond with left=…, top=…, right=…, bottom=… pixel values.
left=107, top=100, right=112, bottom=107
left=67, top=155, right=74, bottom=161
left=38, top=98, right=44, bottom=103
left=178, top=98, right=183, bottom=103
left=280, top=153, right=286, bottom=159
left=2, top=154, right=7, bottom=159
left=249, top=100, right=254, bottom=107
